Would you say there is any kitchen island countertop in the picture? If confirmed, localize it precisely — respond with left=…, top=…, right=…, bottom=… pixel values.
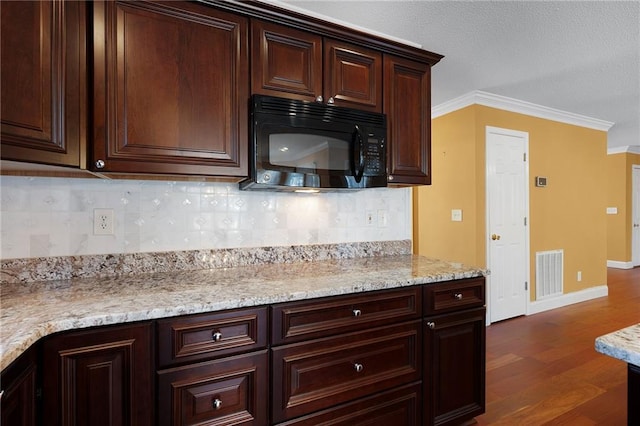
left=1, top=254, right=485, bottom=370
left=595, top=323, right=640, bottom=367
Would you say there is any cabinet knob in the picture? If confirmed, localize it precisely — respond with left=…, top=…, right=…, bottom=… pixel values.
left=427, top=321, right=435, bottom=329
left=212, top=331, right=223, bottom=342
left=315, top=95, right=324, bottom=103
left=352, top=309, right=362, bottom=317
left=388, top=175, right=394, bottom=181
left=327, top=96, right=335, bottom=105
left=95, top=159, right=105, bottom=169
left=212, top=398, right=222, bottom=410
left=453, top=293, right=463, bottom=300
left=354, top=363, right=364, bottom=373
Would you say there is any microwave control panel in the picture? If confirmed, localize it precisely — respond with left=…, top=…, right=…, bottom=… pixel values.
left=363, top=137, right=385, bottom=176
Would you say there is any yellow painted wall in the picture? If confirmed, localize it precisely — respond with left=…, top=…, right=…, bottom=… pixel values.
left=607, top=152, right=640, bottom=262
left=413, top=106, right=480, bottom=266
left=414, top=104, right=608, bottom=299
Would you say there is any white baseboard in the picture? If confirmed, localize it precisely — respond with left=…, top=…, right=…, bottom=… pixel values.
left=528, top=285, right=608, bottom=315
left=607, top=260, right=634, bottom=269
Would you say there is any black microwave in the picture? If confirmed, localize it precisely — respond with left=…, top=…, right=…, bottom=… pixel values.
left=240, top=95, right=387, bottom=191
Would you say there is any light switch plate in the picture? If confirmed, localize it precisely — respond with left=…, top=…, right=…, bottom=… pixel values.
left=606, top=207, right=618, bottom=215
left=451, top=209, right=463, bottom=222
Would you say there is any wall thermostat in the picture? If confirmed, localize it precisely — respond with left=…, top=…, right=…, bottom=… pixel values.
left=535, top=176, right=547, bottom=187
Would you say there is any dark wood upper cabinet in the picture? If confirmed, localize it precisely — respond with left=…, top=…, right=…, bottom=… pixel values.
left=91, top=1, right=249, bottom=177
left=0, top=0, right=86, bottom=168
left=384, top=55, right=432, bottom=185
left=251, top=20, right=383, bottom=112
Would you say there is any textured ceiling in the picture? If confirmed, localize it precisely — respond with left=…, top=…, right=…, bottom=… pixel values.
left=283, top=0, right=640, bottom=150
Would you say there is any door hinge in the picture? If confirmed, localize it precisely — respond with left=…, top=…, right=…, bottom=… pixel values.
left=524, top=217, right=527, bottom=226
left=525, top=281, right=528, bottom=290
left=523, top=153, right=527, bottom=161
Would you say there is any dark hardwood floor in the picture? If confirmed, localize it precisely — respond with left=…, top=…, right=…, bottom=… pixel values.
left=474, top=267, right=640, bottom=425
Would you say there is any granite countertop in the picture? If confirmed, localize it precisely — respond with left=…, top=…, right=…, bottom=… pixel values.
left=595, top=323, right=640, bottom=367
left=0, top=254, right=484, bottom=370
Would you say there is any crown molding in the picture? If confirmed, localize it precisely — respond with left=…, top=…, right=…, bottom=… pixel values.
left=607, top=145, right=640, bottom=155
left=432, top=90, right=615, bottom=132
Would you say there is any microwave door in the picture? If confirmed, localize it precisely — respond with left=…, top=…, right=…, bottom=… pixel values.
left=351, top=125, right=365, bottom=183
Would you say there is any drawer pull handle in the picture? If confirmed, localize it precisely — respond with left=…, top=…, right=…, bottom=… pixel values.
left=212, top=331, right=223, bottom=342
left=454, top=293, right=463, bottom=300
left=212, top=398, right=222, bottom=410
left=354, top=363, right=364, bottom=373
left=427, top=321, right=435, bottom=329
left=352, top=309, right=362, bottom=317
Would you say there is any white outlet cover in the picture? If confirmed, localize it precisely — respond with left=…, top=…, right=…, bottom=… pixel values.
left=93, top=208, right=115, bottom=235
left=451, top=209, right=463, bottom=222
left=606, top=207, right=618, bottom=214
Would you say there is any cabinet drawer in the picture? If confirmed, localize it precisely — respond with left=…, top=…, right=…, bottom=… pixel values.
left=424, top=277, right=485, bottom=315
left=157, top=350, right=268, bottom=426
left=272, top=287, right=421, bottom=345
left=157, top=307, right=267, bottom=368
left=271, top=320, right=421, bottom=423
left=276, top=382, right=422, bottom=425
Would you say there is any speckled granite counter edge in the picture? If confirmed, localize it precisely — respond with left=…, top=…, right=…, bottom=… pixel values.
left=1, top=254, right=486, bottom=370
left=0, top=240, right=411, bottom=284
left=595, top=323, right=640, bottom=367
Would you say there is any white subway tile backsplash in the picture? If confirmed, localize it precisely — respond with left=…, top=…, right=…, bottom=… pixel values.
left=0, top=176, right=412, bottom=259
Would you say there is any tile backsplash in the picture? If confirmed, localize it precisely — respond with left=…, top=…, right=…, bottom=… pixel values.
left=0, top=176, right=411, bottom=260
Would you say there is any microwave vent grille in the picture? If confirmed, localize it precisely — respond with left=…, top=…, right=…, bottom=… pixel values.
left=254, top=95, right=386, bottom=128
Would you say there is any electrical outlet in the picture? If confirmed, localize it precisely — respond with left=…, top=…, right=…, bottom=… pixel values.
left=93, top=208, right=114, bottom=235
left=365, top=211, right=375, bottom=226
left=577, top=271, right=582, bottom=282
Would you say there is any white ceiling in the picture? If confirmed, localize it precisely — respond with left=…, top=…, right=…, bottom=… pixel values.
left=282, top=0, right=640, bottom=151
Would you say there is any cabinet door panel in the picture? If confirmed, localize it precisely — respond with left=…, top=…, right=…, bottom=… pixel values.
left=384, top=55, right=431, bottom=185
left=324, top=39, right=382, bottom=112
left=276, top=382, right=422, bottom=426
left=1, top=0, right=85, bottom=167
left=43, top=323, right=153, bottom=426
left=157, top=307, right=267, bottom=368
left=272, top=287, right=421, bottom=345
left=424, top=307, right=486, bottom=426
left=92, top=1, right=248, bottom=176
left=251, top=20, right=322, bottom=101
left=0, top=346, right=38, bottom=426
left=272, top=321, right=421, bottom=423
left=157, top=351, right=268, bottom=426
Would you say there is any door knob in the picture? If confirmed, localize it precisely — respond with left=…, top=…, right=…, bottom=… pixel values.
left=491, top=234, right=501, bottom=240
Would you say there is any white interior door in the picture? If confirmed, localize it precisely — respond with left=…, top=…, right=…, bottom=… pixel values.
left=486, top=126, right=529, bottom=323
left=633, top=165, right=640, bottom=267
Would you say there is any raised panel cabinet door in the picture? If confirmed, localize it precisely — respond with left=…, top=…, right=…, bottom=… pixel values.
left=424, top=307, right=486, bottom=426
left=251, top=20, right=322, bottom=102
left=276, top=382, right=422, bottom=426
left=157, top=350, right=268, bottom=426
left=42, top=323, right=153, bottom=426
left=92, top=1, right=248, bottom=176
left=272, top=321, right=422, bottom=423
left=0, top=346, right=38, bottom=426
left=383, top=55, right=431, bottom=185
left=0, top=0, right=85, bottom=167
left=323, top=39, right=382, bottom=112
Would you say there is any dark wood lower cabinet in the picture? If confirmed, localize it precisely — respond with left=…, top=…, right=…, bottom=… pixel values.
left=0, top=345, right=39, bottom=426
left=4, top=278, right=486, bottom=425
left=276, top=382, right=422, bottom=426
left=271, top=320, right=422, bottom=423
left=157, top=350, right=268, bottom=426
left=42, top=322, right=153, bottom=426
left=629, top=364, right=640, bottom=426
left=424, top=307, right=486, bottom=426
